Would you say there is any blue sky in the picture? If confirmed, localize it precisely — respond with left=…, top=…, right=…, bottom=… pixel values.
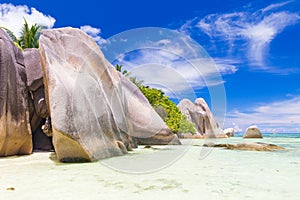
left=1, top=0, right=300, bottom=133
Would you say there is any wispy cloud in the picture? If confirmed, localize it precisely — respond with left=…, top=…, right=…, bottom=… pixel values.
left=183, top=1, right=300, bottom=69
left=0, top=3, right=55, bottom=37
left=213, top=58, right=241, bottom=74
left=241, top=11, right=300, bottom=67
left=225, top=96, right=300, bottom=133
left=80, top=25, right=107, bottom=45
left=113, top=37, right=236, bottom=97
left=262, top=0, right=293, bottom=13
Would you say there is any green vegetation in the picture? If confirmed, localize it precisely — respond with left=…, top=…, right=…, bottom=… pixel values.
left=178, top=115, right=196, bottom=134
left=115, top=64, right=130, bottom=76
left=138, top=85, right=182, bottom=132
left=115, top=64, right=196, bottom=134
left=0, top=18, right=45, bottom=50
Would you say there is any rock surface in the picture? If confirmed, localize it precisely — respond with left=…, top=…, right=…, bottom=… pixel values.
left=154, top=105, right=167, bottom=121
left=177, top=98, right=223, bottom=138
left=0, top=29, right=32, bottom=156
left=24, top=48, right=48, bottom=119
left=223, top=128, right=234, bottom=137
left=24, top=48, right=51, bottom=151
left=203, top=142, right=285, bottom=151
left=243, top=126, right=263, bottom=138
left=179, top=133, right=204, bottom=139
left=39, top=28, right=180, bottom=162
left=203, top=142, right=231, bottom=148
left=216, top=133, right=228, bottom=138
left=23, top=48, right=44, bottom=91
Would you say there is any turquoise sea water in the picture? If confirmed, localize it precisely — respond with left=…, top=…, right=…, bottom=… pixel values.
left=0, top=133, right=299, bottom=199
left=233, top=133, right=300, bottom=155
left=235, top=132, right=300, bottom=138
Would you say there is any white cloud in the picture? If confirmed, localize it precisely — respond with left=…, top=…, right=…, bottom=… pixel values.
left=242, top=12, right=300, bottom=67
left=225, top=96, right=300, bottom=133
left=262, top=1, right=293, bottom=13
left=80, top=25, right=100, bottom=35
left=0, top=3, right=55, bottom=37
left=80, top=25, right=107, bottom=45
left=114, top=38, right=237, bottom=97
left=213, top=58, right=240, bottom=74
left=195, top=1, right=300, bottom=68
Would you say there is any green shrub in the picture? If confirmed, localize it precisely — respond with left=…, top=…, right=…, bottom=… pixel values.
left=138, top=85, right=195, bottom=134
left=178, top=115, right=196, bottom=134
left=115, top=64, right=196, bottom=134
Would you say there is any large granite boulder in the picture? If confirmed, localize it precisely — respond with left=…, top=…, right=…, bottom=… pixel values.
left=177, top=98, right=223, bottom=138
left=243, top=126, right=263, bottom=138
left=0, top=29, right=32, bottom=156
left=39, top=27, right=180, bottom=162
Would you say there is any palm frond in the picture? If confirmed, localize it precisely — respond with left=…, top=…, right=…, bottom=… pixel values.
left=0, top=26, right=18, bottom=43
left=19, top=18, right=45, bottom=49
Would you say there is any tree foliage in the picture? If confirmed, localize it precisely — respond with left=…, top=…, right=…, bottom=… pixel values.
left=0, top=18, right=45, bottom=50
left=115, top=64, right=130, bottom=77
left=114, top=66, right=196, bottom=134
left=115, top=64, right=196, bottom=133
left=178, top=115, right=196, bottom=134
left=138, top=85, right=196, bottom=134
left=19, top=19, right=45, bottom=49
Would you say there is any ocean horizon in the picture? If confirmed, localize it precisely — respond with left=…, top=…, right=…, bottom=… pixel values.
left=234, top=132, right=300, bottom=137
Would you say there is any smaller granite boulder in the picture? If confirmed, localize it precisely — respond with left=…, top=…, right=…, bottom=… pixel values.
left=228, top=142, right=285, bottom=151
left=203, top=142, right=284, bottom=151
left=243, top=126, right=263, bottom=138
left=179, top=133, right=203, bottom=139
left=216, top=133, right=228, bottom=138
left=203, top=142, right=232, bottom=148
left=223, top=128, right=234, bottom=137
left=177, top=98, right=223, bottom=138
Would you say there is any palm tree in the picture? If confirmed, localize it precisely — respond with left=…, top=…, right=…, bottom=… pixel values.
left=115, top=64, right=144, bottom=86
left=19, top=18, right=45, bottom=49
left=115, top=64, right=130, bottom=77
left=0, top=18, right=45, bottom=49
left=129, top=77, right=144, bottom=86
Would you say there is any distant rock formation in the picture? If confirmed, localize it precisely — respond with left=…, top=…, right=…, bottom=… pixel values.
left=39, top=28, right=180, bottom=162
left=203, top=142, right=284, bottom=151
left=0, top=29, right=32, bottom=156
left=243, top=126, right=263, bottom=138
left=223, top=128, right=234, bottom=137
left=177, top=98, right=223, bottom=138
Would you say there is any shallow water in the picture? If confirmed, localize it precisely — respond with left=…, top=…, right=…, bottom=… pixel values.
left=0, top=134, right=299, bottom=199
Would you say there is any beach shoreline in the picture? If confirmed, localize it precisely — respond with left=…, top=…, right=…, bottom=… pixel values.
left=1, top=137, right=299, bottom=199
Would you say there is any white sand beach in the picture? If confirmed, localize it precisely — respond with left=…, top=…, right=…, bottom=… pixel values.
left=1, top=137, right=299, bottom=200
